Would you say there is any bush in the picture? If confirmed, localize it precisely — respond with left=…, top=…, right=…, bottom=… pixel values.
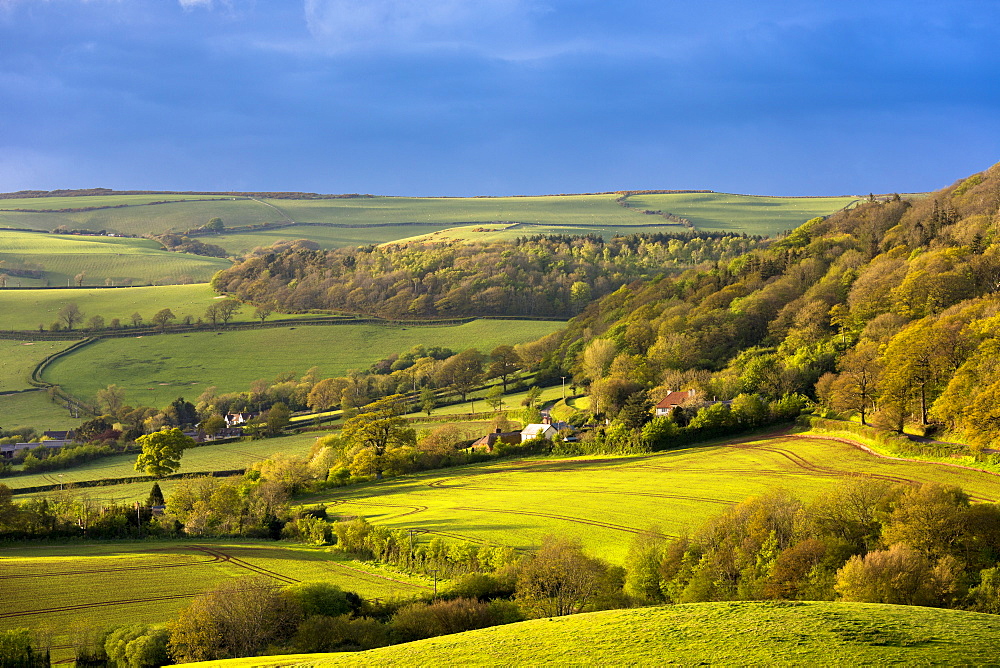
left=290, top=615, right=388, bottom=653
left=390, top=597, right=506, bottom=643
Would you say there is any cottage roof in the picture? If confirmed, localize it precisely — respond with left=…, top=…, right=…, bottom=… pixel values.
left=654, top=389, right=696, bottom=409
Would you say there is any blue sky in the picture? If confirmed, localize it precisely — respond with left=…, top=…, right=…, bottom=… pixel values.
left=1, top=0, right=998, bottom=196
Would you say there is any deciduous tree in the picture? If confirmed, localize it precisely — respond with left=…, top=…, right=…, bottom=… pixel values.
left=134, top=428, right=194, bottom=477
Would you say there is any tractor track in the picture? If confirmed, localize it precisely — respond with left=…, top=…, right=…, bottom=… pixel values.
left=447, top=506, right=673, bottom=539
left=0, top=553, right=221, bottom=579
left=188, top=546, right=299, bottom=585
left=0, top=591, right=202, bottom=620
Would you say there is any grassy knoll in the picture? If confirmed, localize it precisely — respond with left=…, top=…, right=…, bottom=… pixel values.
left=0, top=231, right=230, bottom=287
left=7, top=431, right=326, bottom=497
left=625, top=193, right=858, bottom=236
left=43, top=320, right=564, bottom=408
left=0, top=540, right=432, bottom=665
left=0, top=391, right=79, bottom=430
left=306, top=433, right=1000, bottom=564
left=0, top=283, right=321, bottom=332
left=192, top=601, right=1000, bottom=667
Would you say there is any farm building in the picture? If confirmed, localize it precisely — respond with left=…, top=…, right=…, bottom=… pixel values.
left=654, top=389, right=698, bottom=416
left=470, top=428, right=522, bottom=452
left=521, top=423, right=558, bottom=442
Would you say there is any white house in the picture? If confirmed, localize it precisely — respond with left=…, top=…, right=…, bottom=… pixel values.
left=520, top=423, right=558, bottom=442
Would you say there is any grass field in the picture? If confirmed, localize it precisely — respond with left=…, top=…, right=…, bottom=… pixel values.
left=0, top=540, right=433, bottom=664
left=42, top=320, right=565, bottom=409
left=384, top=222, right=689, bottom=246
left=210, top=224, right=464, bottom=253
left=0, top=390, right=80, bottom=430
left=195, top=601, right=1000, bottom=666
left=0, top=194, right=225, bottom=210
left=305, top=433, right=1000, bottom=564
left=0, top=198, right=279, bottom=236
left=0, top=340, right=80, bottom=391
left=0, top=284, right=325, bottom=332
left=0, top=193, right=857, bottom=246
left=0, top=283, right=316, bottom=332
left=624, top=193, right=858, bottom=236
left=7, top=431, right=327, bottom=496
left=0, top=231, right=230, bottom=287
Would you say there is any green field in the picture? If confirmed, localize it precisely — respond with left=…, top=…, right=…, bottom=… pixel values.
left=0, top=193, right=857, bottom=247
left=306, top=433, right=1000, bottom=564
left=0, top=283, right=317, bottom=332
left=0, top=284, right=325, bottom=332
left=0, top=390, right=80, bottom=431
left=625, top=193, right=858, bottom=236
left=0, top=198, right=279, bottom=236
left=197, top=601, right=1000, bottom=666
left=7, top=431, right=326, bottom=496
left=0, top=230, right=230, bottom=287
left=0, top=340, right=79, bottom=391
left=42, top=320, right=565, bottom=408
left=0, top=540, right=433, bottom=665
left=384, top=222, right=690, bottom=246
left=0, top=194, right=227, bottom=210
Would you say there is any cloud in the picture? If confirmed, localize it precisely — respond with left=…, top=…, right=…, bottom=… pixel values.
left=303, top=0, right=544, bottom=54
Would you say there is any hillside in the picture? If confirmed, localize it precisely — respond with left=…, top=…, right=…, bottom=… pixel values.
left=183, top=601, right=1000, bottom=666
left=0, top=191, right=856, bottom=247
left=544, top=161, right=1000, bottom=449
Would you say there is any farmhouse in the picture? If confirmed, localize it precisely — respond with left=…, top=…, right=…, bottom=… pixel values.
left=470, top=428, right=522, bottom=452
left=654, top=389, right=698, bottom=416
left=521, top=422, right=557, bottom=442
left=224, top=412, right=257, bottom=428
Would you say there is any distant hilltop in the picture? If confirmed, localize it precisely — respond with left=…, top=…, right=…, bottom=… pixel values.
left=0, top=188, right=719, bottom=200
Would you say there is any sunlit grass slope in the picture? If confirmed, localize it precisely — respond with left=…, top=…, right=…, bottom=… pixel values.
left=0, top=231, right=230, bottom=286
left=1, top=284, right=244, bottom=331
left=308, top=434, right=1000, bottom=564
left=0, top=193, right=858, bottom=245
left=0, top=390, right=80, bottom=430
left=43, top=319, right=564, bottom=408
left=7, top=431, right=324, bottom=496
left=189, top=602, right=1000, bottom=667
left=0, top=283, right=324, bottom=331
left=0, top=339, right=80, bottom=391
left=625, top=193, right=858, bottom=236
left=0, top=198, right=278, bottom=236
left=0, top=541, right=432, bottom=665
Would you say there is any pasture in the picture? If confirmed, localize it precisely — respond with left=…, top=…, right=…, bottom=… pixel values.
left=624, top=193, right=858, bottom=236
left=0, top=340, right=79, bottom=391
left=42, top=320, right=565, bottom=409
left=0, top=390, right=79, bottom=431
left=308, top=433, right=1000, bottom=564
left=0, top=541, right=433, bottom=665
left=384, top=222, right=686, bottom=246
left=0, top=193, right=858, bottom=249
left=0, top=198, right=278, bottom=236
left=229, top=602, right=1000, bottom=666
left=6, top=430, right=326, bottom=496
left=0, top=231, right=230, bottom=287
left=0, top=283, right=321, bottom=332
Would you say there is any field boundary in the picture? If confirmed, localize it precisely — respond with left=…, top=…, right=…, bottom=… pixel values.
left=1, top=314, right=566, bottom=340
